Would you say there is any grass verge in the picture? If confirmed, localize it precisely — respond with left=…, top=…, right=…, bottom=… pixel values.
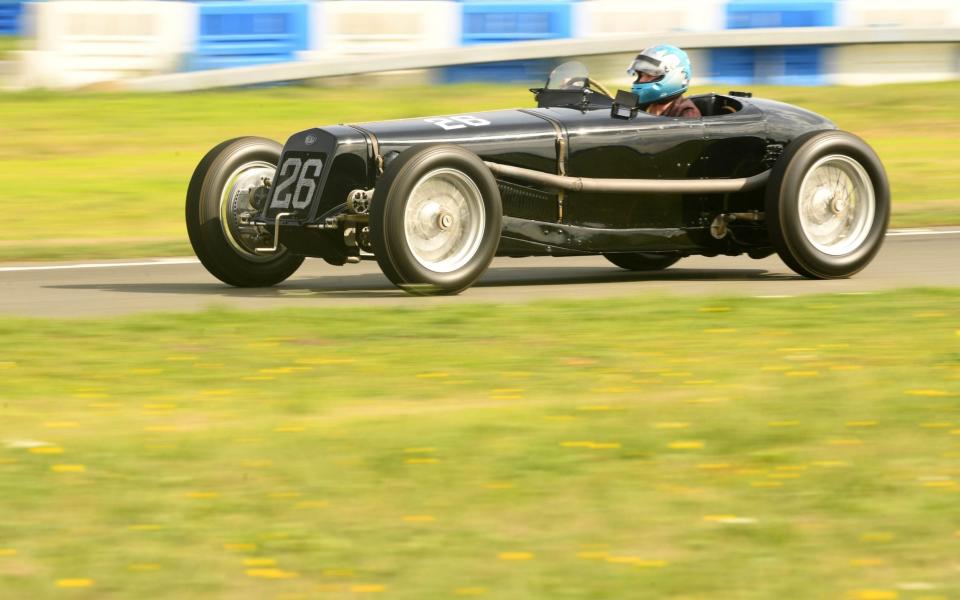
left=1, top=289, right=959, bottom=598
left=1, top=81, right=958, bottom=260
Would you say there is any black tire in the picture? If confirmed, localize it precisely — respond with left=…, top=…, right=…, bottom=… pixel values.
left=370, top=144, right=502, bottom=295
left=766, top=130, right=889, bottom=279
left=186, top=137, right=304, bottom=287
left=604, top=253, right=680, bottom=271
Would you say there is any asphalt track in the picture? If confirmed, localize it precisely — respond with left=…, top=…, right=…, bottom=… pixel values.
left=1, top=228, right=958, bottom=318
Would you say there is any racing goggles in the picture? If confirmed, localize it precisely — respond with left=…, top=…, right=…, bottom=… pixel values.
left=627, top=54, right=665, bottom=78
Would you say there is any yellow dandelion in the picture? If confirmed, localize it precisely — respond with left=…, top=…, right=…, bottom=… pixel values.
left=245, top=568, right=298, bottom=579
left=43, top=422, right=78, bottom=429
left=128, top=524, right=162, bottom=531
left=850, top=558, right=885, bottom=567
left=165, top=355, right=198, bottom=361
left=417, top=372, right=449, bottom=379
left=786, top=370, right=819, bottom=377
left=50, top=464, right=85, bottom=473
left=950, top=429, right=960, bottom=436
left=498, top=552, right=534, bottom=561
left=703, top=515, right=739, bottom=522
left=668, top=440, right=704, bottom=450
left=852, top=591, right=897, bottom=600
left=56, top=579, right=94, bottom=588
left=654, top=422, right=690, bottom=429
left=402, top=515, right=435, bottom=523
left=0, top=549, right=17, bottom=557
left=829, top=365, right=863, bottom=371
left=29, top=446, right=63, bottom=455
left=483, top=482, right=514, bottom=490
left=351, top=584, right=386, bottom=593
left=751, top=481, right=782, bottom=488
left=0, top=361, right=16, bottom=369
left=454, top=587, right=487, bottom=596
left=405, top=458, right=439, bottom=465
left=828, top=439, right=864, bottom=446
left=811, top=460, right=849, bottom=467
left=906, top=389, right=950, bottom=397
left=922, top=480, right=958, bottom=489
left=322, top=568, right=355, bottom=578
left=703, top=328, right=737, bottom=334
left=243, top=558, right=277, bottom=567
left=403, top=447, right=436, bottom=454
left=846, top=420, right=878, bottom=427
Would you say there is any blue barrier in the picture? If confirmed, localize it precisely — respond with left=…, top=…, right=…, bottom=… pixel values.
left=0, top=1, right=23, bottom=36
left=188, top=1, right=309, bottom=71
left=710, top=46, right=828, bottom=86
left=725, top=0, right=836, bottom=29
left=446, top=1, right=573, bottom=83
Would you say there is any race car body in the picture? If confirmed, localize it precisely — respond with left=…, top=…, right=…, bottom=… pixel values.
left=186, top=61, right=889, bottom=294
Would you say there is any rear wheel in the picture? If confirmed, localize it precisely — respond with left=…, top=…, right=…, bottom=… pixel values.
left=186, top=137, right=304, bottom=287
left=604, top=253, right=680, bottom=271
left=370, top=144, right=502, bottom=295
left=766, top=130, right=889, bottom=279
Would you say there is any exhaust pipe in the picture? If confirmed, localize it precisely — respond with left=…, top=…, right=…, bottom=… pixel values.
left=484, top=161, right=769, bottom=195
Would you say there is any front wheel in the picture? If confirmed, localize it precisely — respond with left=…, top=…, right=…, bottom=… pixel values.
left=186, top=137, right=304, bottom=287
left=370, top=144, right=502, bottom=295
left=766, top=130, right=889, bottom=279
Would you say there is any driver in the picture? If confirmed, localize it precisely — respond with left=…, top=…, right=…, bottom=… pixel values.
left=628, top=44, right=701, bottom=118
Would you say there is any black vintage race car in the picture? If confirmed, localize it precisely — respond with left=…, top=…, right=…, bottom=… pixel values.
left=186, top=61, right=889, bottom=294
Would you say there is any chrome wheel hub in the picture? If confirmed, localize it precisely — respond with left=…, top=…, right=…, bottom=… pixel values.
left=220, top=161, right=278, bottom=261
left=797, top=154, right=875, bottom=256
left=404, top=168, right=485, bottom=273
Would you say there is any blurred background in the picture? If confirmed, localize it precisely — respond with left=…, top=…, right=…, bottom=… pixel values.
left=0, top=0, right=958, bottom=90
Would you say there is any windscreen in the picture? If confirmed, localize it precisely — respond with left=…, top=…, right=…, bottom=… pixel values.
left=545, top=61, right=589, bottom=90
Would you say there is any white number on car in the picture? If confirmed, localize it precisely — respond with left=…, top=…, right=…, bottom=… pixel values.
left=270, top=157, right=324, bottom=209
left=424, top=115, right=492, bottom=131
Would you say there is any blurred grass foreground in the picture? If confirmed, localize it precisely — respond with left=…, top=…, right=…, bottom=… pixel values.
left=0, top=80, right=959, bottom=261
left=1, top=289, right=959, bottom=598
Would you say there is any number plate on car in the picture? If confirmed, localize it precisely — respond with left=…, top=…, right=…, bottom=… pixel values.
left=267, top=151, right=327, bottom=217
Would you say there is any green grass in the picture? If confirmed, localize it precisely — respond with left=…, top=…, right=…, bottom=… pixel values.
left=0, top=36, right=19, bottom=59
left=1, top=289, right=959, bottom=598
left=0, top=81, right=958, bottom=261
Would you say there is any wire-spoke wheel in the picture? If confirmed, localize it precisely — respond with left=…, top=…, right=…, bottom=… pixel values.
left=186, top=137, right=304, bottom=287
left=766, top=130, right=889, bottom=279
left=370, top=145, right=502, bottom=295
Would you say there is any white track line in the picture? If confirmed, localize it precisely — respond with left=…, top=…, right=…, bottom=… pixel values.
left=0, top=229, right=957, bottom=273
left=0, top=258, right=199, bottom=273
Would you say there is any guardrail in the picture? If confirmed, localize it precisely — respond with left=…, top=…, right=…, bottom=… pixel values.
left=188, top=1, right=309, bottom=71
left=119, top=26, right=960, bottom=92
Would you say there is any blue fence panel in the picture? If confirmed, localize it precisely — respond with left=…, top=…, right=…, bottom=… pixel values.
left=725, top=0, right=836, bottom=29
left=188, top=1, right=309, bottom=71
left=445, top=1, right=573, bottom=83
left=0, top=1, right=23, bottom=36
left=709, top=46, right=828, bottom=86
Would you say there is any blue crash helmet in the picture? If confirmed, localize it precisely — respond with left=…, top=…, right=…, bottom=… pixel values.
left=627, top=44, right=692, bottom=106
